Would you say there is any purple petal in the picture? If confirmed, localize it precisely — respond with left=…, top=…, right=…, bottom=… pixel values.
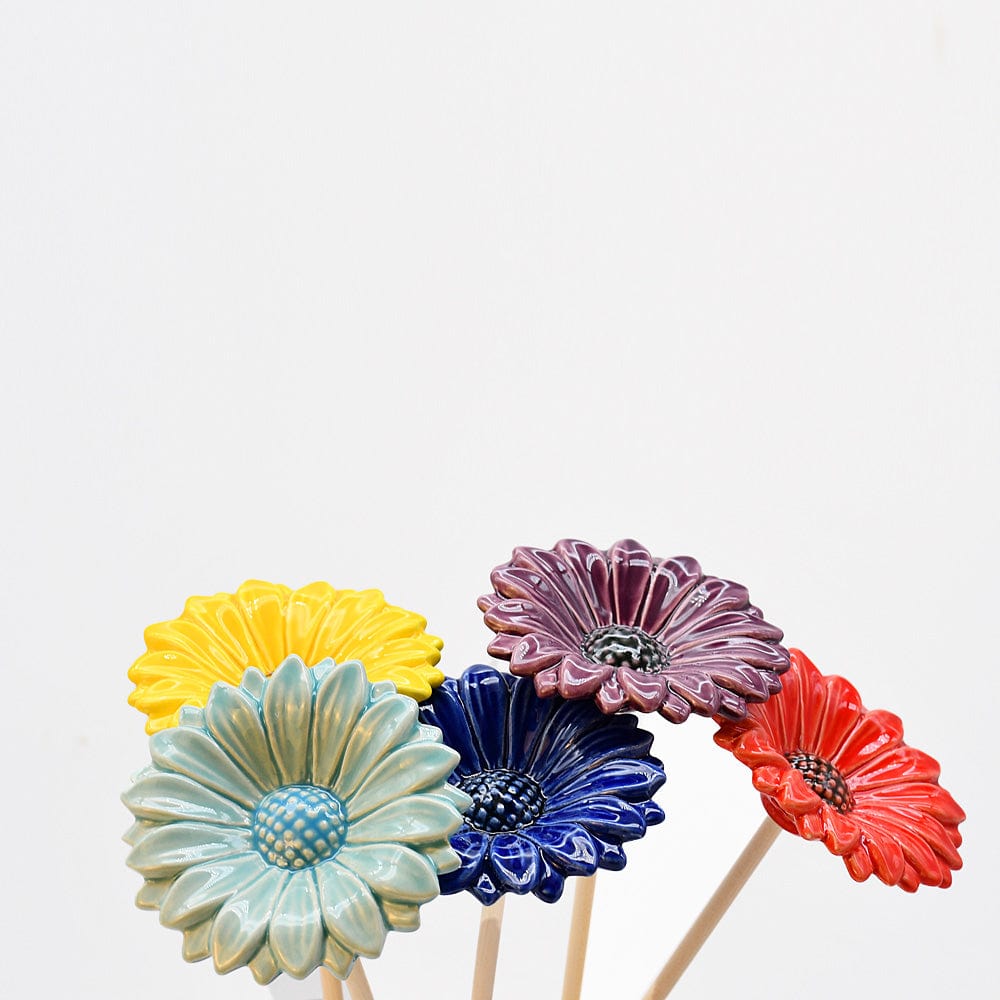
left=617, top=667, right=669, bottom=713
left=556, top=654, right=614, bottom=699
left=594, top=674, right=628, bottom=714
left=510, top=633, right=571, bottom=673
left=508, top=545, right=607, bottom=631
left=553, top=539, right=614, bottom=628
left=608, top=539, right=655, bottom=626
left=637, top=556, right=703, bottom=634
left=482, top=596, right=579, bottom=645
left=664, top=671, right=723, bottom=715
left=660, top=576, right=751, bottom=639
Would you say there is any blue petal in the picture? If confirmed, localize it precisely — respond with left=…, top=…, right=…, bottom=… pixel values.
left=505, top=673, right=560, bottom=772
left=532, top=855, right=566, bottom=903
left=548, top=797, right=647, bottom=839
left=639, top=800, right=666, bottom=827
left=485, top=833, right=541, bottom=895
left=524, top=822, right=599, bottom=876
left=438, top=829, right=488, bottom=894
left=591, top=837, right=627, bottom=871
left=419, top=680, right=482, bottom=776
left=546, top=758, right=666, bottom=807
left=470, top=868, right=503, bottom=906
left=458, top=665, right=511, bottom=769
left=534, top=709, right=655, bottom=787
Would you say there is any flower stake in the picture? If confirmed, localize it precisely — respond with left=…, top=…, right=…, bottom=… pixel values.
left=642, top=648, right=966, bottom=999
left=420, top=664, right=666, bottom=1000
left=479, top=538, right=789, bottom=998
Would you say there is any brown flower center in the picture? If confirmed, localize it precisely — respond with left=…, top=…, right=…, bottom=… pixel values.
left=785, top=752, right=854, bottom=812
left=581, top=624, right=669, bottom=674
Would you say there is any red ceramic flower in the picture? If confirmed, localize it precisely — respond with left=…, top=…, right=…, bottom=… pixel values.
left=715, top=649, right=965, bottom=891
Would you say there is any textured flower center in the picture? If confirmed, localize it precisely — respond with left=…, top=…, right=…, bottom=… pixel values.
left=458, top=768, right=546, bottom=833
left=786, top=752, right=855, bottom=813
left=252, top=784, right=348, bottom=869
left=581, top=624, right=669, bottom=674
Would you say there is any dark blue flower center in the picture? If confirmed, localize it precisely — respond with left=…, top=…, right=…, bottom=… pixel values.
left=458, top=768, right=546, bottom=833
left=252, top=784, right=348, bottom=869
left=785, top=752, right=854, bottom=813
left=581, top=624, right=669, bottom=674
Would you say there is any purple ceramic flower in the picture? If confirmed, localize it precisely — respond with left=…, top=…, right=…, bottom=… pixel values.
left=478, top=538, right=789, bottom=722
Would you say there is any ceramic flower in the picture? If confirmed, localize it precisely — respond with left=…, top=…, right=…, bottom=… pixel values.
left=479, top=538, right=789, bottom=721
left=123, top=656, right=471, bottom=982
left=419, top=664, right=666, bottom=905
left=715, top=649, right=965, bottom=891
left=129, top=579, right=444, bottom=732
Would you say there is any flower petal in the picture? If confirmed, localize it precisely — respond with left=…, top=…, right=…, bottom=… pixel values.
left=127, top=822, right=252, bottom=879
left=346, top=794, right=462, bottom=846
left=123, top=771, right=252, bottom=827
left=315, top=861, right=386, bottom=957
left=617, top=668, right=669, bottom=713
left=836, top=710, right=905, bottom=775
left=346, top=743, right=461, bottom=820
left=552, top=538, right=614, bottom=628
left=336, top=844, right=440, bottom=904
left=848, top=744, right=941, bottom=790
left=524, top=822, right=599, bottom=876
left=636, top=555, right=703, bottom=635
left=263, top=656, right=314, bottom=784
left=210, top=866, right=288, bottom=973
left=311, top=661, right=368, bottom=787
left=546, top=758, right=666, bottom=806
left=486, top=833, right=541, bottom=894
left=549, top=797, right=647, bottom=839
left=532, top=854, right=567, bottom=902
left=504, top=672, right=561, bottom=771
left=459, top=665, right=511, bottom=768
left=150, top=726, right=264, bottom=808
left=336, top=695, right=419, bottom=799
left=510, top=544, right=606, bottom=631
left=204, top=683, right=281, bottom=792
left=419, top=679, right=483, bottom=776
left=160, top=852, right=266, bottom=929
left=608, top=539, right=655, bottom=626
left=556, top=655, right=614, bottom=699
left=268, top=872, right=325, bottom=978
left=438, top=830, right=489, bottom=894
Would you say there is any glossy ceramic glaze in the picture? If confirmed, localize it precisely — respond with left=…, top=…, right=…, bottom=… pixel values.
left=123, top=656, right=470, bottom=982
left=129, top=579, right=444, bottom=732
left=715, top=649, right=966, bottom=891
left=419, top=664, right=666, bottom=905
left=478, top=538, right=789, bottom=721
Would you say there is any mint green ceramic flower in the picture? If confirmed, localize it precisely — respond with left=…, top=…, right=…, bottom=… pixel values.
left=123, top=656, right=470, bottom=983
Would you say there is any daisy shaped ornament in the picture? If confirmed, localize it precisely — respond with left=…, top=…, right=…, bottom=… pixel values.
left=420, top=664, right=666, bottom=905
left=480, top=538, right=790, bottom=721
left=715, top=649, right=965, bottom=890
left=129, top=580, right=444, bottom=733
left=123, top=656, right=470, bottom=982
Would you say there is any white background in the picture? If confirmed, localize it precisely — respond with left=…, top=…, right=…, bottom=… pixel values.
left=1, top=4, right=997, bottom=999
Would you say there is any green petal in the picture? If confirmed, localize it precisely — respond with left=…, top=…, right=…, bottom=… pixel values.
left=239, top=667, right=267, bottom=700
left=263, top=656, right=313, bottom=784
left=268, top=872, right=325, bottom=978
left=159, top=853, right=266, bottom=929
left=210, top=866, right=288, bottom=974
left=127, top=822, right=252, bottom=879
left=345, top=743, right=460, bottom=820
left=323, top=937, right=354, bottom=980
left=123, top=819, right=157, bottom=847
left=182, top=918, right=213, bottom=962
left=423, top=840, right=462, bottom=875
left=345, top=795, right=462, bottom=847
left=123, top=771, right=252, bottom=827
left=311, top=662, right=367, bottom=786
left=247, top=943, right=281, bottom=985
left=151, top=727, right=263, bottom=808
left=424, top=784, right=473, bottom=813
left=314, top=860, right=386, bottom=958
left=204, top=684, right=280, bottom=792
left=380, top=899, right=420, bottom=932
left=336, top=844, right=439, bottom=904
left=136, top=878, right=172, bottom=910
left=335, top=696, right=418, bottom=799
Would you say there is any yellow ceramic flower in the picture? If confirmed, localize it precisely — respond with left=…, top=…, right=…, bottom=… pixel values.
left=128, top=580, right=444, bottom=733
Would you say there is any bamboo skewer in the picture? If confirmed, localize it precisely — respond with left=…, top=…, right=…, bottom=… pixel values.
left=345, top=960, right=375, bottom=1000
left=470, top=897, right=507, bottom=1000
left=641, top=818, right=781, bottom=1000
left=321, top=968, right=345, bottom=1000
left=561, top=875, right=597, bottom=1000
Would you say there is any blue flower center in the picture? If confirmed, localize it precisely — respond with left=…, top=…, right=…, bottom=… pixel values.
left=785, top=752, right=854, bottom=813
left=252, top=785, right=348, bottom=869
left=581, top=624, right=669, bottom=674
left=458, top=768, right=546, bottom=833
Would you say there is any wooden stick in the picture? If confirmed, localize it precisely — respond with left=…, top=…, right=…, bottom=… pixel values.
left=561, top=875, right=597, bottom=1000
left=346, top=960, right=375, bottom=1000
left=641, top=817, right=781, bottom=1000
left=470, top=897, right=506, bottom=1000
left=320, top=968, right=344, bottom=1000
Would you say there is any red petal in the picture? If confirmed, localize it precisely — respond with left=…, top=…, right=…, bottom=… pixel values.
left=860, top=781, right=966, bottom=826
left=835, top=709, right=905, bottom=774
left=858, top=827, right=906, bottom=886
left=822, top=809, right=861, bottom=856
left=843, top=846, right=874, bottom=882
left=751, top=765, right=785, bottom=795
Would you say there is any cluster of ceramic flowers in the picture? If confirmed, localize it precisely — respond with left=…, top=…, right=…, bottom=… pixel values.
left=123, top=541, right=965, bottom=989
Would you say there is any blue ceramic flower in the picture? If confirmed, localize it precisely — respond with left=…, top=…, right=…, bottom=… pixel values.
left=419, top=664, right=666, bottom=904
left=123, top=656, right=471, bottom=982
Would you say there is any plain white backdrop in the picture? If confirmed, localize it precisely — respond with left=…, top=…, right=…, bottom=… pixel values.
left=1, top=4, right=997, bottom=998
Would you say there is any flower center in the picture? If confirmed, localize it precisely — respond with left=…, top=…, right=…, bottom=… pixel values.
left=785, top=752, right=855, bottom=813
left=458, top=768, right=546, bottom=833
left=252, top=784, right=348, bottom=869
left=581, top=624, right=669, bottom=674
